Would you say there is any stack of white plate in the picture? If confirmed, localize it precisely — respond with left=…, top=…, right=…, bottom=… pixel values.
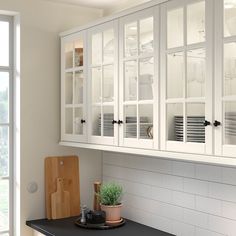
left=225, top=112, right=236, bottom=137
left=175, top=116, right=205, bottom=143
left=125, top=116, right=152, bottom=139
left=98, top=113, right=114, bottom=137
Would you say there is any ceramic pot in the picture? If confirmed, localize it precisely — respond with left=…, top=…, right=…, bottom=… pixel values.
left=100, top=204, right=122, bottom=222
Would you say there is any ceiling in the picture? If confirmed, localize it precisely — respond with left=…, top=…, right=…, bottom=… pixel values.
left=43, top=0, right=148, bottom=10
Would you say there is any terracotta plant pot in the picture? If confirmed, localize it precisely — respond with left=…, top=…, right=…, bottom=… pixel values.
left=100, top=204, right=123, bottom=222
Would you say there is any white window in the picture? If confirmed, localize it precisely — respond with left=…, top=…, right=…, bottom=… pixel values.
left=0, top=15, right=13, bottom=236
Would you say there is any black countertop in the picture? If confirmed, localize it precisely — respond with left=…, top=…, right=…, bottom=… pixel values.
left=26, top=216, right=175, bottom=236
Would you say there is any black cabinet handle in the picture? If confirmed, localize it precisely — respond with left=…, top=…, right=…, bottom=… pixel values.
left=112, top=120, right=118, bottom=124
left=213, top=120, right=221, bottom=127
left=118, top=120, right=123, bottom=125
left=81, top=119, right=86, bottom=124
left=203, top=120, right=211, bottom=126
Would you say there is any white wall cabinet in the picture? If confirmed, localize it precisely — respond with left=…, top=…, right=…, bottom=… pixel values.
left=215, top=0, right=236, bottom=158
left=87, top=21, right=119, bottom=146
left=60, top=0, right=236, bottom=165
left=160, top=0, right=214, bottom=155
left=119, top=8, right=159, bottom=149
left=61, top=31, right=87, bottom=143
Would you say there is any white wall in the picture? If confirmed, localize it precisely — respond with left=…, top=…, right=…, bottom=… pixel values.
left=103, top=152, right=236, bottom=236
left=0, top=1, right=103, bottom=236
left=103, top=0, right=151, bottom=15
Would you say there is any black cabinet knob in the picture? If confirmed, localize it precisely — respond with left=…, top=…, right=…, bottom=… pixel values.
left=203, top=120, right=211, bottom=126
left=118, top=120, right=123, bottom=125
left=213, top=120, right=221, bottom=127
left=81, top=119, right=86, bottom=124
left=112, top=120, right=118, bottom=124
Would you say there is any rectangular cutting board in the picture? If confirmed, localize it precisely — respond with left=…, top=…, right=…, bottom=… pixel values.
left=45, top=156, right=80, bottom=219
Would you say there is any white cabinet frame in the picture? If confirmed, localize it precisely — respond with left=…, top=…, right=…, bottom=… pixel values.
left=61, top=31, right=88, bottom=143
left=214, top=0, right=236, bottom=157
left=160, top=0, right=214, bottom=155
left=87, top=20, right=119, bottom=146
left=119, top=7, right=159, bottom=149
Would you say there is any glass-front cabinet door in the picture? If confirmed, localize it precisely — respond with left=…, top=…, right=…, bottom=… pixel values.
left=88, top=21, right=118, bottom=145
left=215, top=0, right=236, bottom=157
left=160, top=0, right=213, bottom=154
left=61, top=31, right=87, bottom=142
left=119, top=8, right=158, bottom=149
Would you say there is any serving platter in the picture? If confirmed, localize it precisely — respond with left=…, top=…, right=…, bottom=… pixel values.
left=75, top=217, right=126, bottom=230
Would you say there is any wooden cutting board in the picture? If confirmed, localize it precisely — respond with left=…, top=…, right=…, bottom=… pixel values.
left=45, top=156, right=80, bottom=219
left=51, top=178, right=70, bottom=219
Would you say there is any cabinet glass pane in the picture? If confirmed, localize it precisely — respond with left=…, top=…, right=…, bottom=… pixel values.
left=125, top=60, right=137, bottom=101
left=103, top=65, right=114, bottom=102
left=92, top=107, right=101, bottom=136
left=103, top=106, right=114, bottom=137
left=0, top=180, right=9, bottom=231
left=167, top=8, right=183, bottom=48
left=74, top=71, right=83, bottom=104
left=74, top=108, right=83, bottom=135
left=186, top=103, right=205, bottom=143
left=65, top=108, right=73, bottom=134
left=139, top=58, right=154, bottom=100
left=92, top=33, right=102, bottom=65
left=224, top=0, right=236, bottom=37
left=187, top=49, right=206, bottom=98
left=140, top=17, right=153, bottom=54
left=125, top=22, right=138, bottom=57
left=139, top=105, right=153, bottom=139
left=92, top=67, right=101, bottom=103
left=65, top=72, right=73, bottom=105
left=224, top=101, right=236, bottom=145
left=0, top=127, right=9, bottom=177
left=65, top=42, right=73, bottom=69
left=224, top=42, right=236, bottom=96
left=0, top=72, right=9, bottom=123
left=103, top=29, right=114, bottom=64
left=0, top=21, right=9, bottom=67
left=74, top=39, right=83, bottom=67
left=167, top=52, right=184, bottom=98
left=125, top=105, right=137, bottom=138
left=187, top=1, right=205, bottom=45
left=167, top=103, right=183, bottom=142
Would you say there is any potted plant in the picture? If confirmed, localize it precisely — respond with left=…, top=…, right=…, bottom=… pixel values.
left=99, top=182, right=123, bottom=223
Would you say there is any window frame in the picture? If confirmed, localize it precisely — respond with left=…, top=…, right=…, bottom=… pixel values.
left=0, top=14, right=14, bottom=236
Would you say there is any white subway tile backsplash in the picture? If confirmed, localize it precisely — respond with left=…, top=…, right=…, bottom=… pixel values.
left=150, top=214, right=173, bottom=235
left=183, top=209, right=208, bottom=228
left=183, top=178, right=208, bottom=196
left=151, top=186, right=172, bottom=203
left=122, top=205, right=154, bottom=228
left=222, top=167, right=236, bottom=186
left=102, top=152, right=236, bottom=236
left=195, top=164, right=222, bottom=182
left=222, top=201, right=236, bottom=220
left=209, top=215, right=236, bottom=235
left=172, top=161, right=195, bottom=178
left=163, top=174, right=184, bottom=191
left=172, top=221, right=195, bottom=236
left=209, top=182, right=236, bottom=202
left=123, top=205, right=173, bottom=234
left=195, top=227, right=226, bottom=236
left=195, top=196, right=222, bottom=215
left=172, top=191, right=195, bottom=209
left=103, top=152, right=173, bottom=174
left=123, top=180, right=153, bottom=198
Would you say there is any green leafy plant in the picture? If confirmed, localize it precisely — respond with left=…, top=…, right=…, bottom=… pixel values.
left=100, top=182, right=123, bottom=206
